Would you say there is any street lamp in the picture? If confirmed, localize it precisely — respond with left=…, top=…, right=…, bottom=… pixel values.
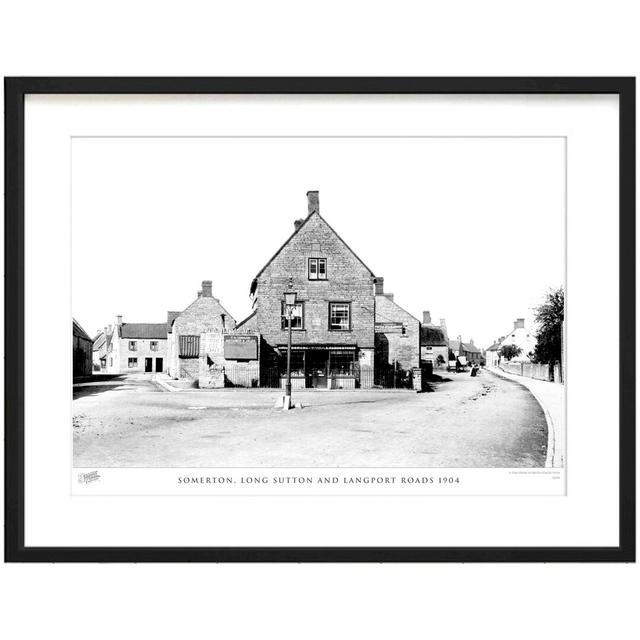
left=283, top=289, right=297, bottom=408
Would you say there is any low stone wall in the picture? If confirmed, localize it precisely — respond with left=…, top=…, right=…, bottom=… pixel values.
left=499, top=362, right=563, bottom=383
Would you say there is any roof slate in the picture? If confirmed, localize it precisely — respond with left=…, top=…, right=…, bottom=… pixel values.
left=119, top=323, right=168, bottom=339
left=167, top=311, right=181, bottom=333
left=73, top=319, right=92, bottom=342
left=450, top=339, right=482, bottom=354
left=421, top=325, right=448, bottom=347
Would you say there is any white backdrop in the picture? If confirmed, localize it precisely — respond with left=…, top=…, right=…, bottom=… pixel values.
left=1, top=2, right=639, bottom=640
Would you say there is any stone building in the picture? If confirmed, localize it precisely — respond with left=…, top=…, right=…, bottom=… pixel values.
left=450, top=337, right=484, bottom=366
left=249, top=191, right=377, bottom=389
left=73, top=319, right=93, bottom=378
left=105, top=315, right=167, bottom=373
left=167, top=280, right=236, bottom=380
left=374, top=278, right=421, bottom=386
left=420, top=311, right=449, bottom=369
left=167, top=280, right=260, bottom=388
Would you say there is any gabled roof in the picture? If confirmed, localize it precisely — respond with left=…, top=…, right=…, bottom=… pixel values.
left=250, top=209, right=376, bottom=294
left=421, top=325, right=448, bottom=347
left=119, top=323, right=167, bottom=339
left=450, top=339, right=482, bottom=354
left=92, top=332, right=106, bottom=350
left=236, top=310, right=257, bottom=329
left=167, top=311, right=181, bottom=333
left=73, top=319, right=92, bottom=342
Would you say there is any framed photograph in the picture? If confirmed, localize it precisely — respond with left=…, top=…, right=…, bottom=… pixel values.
left=5, top=77, right=635, bottom=562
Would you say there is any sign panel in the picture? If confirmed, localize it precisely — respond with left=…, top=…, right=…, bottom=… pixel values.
left=224, top=335, right=258, bottom=360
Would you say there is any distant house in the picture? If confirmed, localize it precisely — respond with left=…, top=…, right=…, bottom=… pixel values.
left=105, top=315, right=167, bottom=373
left=92, top=328, right=108, bottom=372
left=420, top=311, right=449, bottom=369
left=450, top=336, right=484, bottom=366
left=485, top=338, right=503, bottom=367
left=73, top=319, right=93, bottom=377
left=490, top=318, right=537, bottom=363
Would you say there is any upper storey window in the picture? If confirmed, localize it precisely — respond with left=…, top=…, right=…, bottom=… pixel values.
left=308, top=258, right=327, bottom=280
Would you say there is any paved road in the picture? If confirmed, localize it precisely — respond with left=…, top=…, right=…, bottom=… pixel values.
left=73, top=370, right=547, bottom=468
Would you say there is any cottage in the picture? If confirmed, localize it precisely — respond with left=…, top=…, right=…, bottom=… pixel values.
left=105, top=315, right=167, bottom=373
left=490, top=318, right=537, bottom=363
left=92, top=327, right=108, bottom=372
left=249, top=191, right=377, bottom=389
left=450, top=336, right=484, bottom=366
left=73, top=319, right=93, bottom=378
left=484, top=338, right=503, bottom=367
left=420, top=311, right=449, bottom=369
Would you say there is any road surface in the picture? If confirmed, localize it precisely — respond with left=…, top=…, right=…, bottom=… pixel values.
left=73, top=371, right=547, bottom=467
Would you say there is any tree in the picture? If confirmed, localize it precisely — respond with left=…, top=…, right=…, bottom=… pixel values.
left=531, top=287, right=564, bottom=366
left=500, top=344, right=522, bottom=361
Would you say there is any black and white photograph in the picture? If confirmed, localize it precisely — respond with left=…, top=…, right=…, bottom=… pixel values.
left=72, top=135, right=566, bottom=477
left=6, top=78, right=632, bottom=562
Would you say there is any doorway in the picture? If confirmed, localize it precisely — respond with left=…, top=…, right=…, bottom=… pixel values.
left=144, top=357, right=153, bottom=372
left=306, top=350, right=328, bottom=388
left=155, top=357, right=163, bottom=372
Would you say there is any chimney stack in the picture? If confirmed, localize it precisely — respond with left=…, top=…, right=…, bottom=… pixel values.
left=514, top=318, right=525, bottom=330
left=202, top=280, right=213, bottom=297
left=374, top=277, right=384, bottom=295
left=115, top=315, right=122, bottom=326
left=307, top=190, right=319, bottom=216
left=423, top=311, right=432, bottom=325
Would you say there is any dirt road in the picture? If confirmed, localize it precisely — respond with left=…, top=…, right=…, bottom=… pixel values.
left=73, top=371, right=547, bottom=467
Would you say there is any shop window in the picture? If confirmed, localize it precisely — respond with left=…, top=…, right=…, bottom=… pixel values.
left=281, top=350, right=305, bottom=376
left=330, top=351, right=356, bottom=375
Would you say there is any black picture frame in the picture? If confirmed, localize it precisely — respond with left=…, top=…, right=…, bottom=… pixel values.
left=4, top=77, right=635, bottom=563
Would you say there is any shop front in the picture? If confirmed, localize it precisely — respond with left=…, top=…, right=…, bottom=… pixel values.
left=278, top=345, right=359, bottom=389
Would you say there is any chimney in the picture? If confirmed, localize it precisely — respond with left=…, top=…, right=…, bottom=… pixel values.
left=307, top=190, right=319, bottom=215
left=202, top=280, right=212, bottom=297
left=294, top=218, right=305, bottom=230
left=423, top=311, right=432, bottom=325
left=514, top=318, right=525, bottom=330
left=374, top=277, right=384, bottom=295
left=115, top=315, right=122, bottom=326
left=439, top=318, right=448, bottom=340
left=470, top=338, right=474, bottom=345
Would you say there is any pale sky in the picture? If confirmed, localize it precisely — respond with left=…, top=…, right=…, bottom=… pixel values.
left=72, top=136, right=565, bottom=348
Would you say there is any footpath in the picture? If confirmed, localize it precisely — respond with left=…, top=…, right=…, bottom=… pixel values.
left=486, top=366, right=565, bottom=468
